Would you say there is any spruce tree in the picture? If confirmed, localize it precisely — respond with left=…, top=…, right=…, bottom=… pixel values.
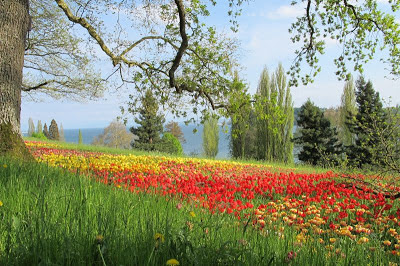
left=43, top=123, right=49, bottom=138
left=28, top=117, right=35, bottom=137
left=49, top=119, right=60, bottom=140
left=295, top=99, right=340, bottom=165
left=346, top=77, right=386, bottom=167
left=130, top=89, right=165, bottom=151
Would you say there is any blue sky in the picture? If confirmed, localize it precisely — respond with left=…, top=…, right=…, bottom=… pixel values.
left=21, top=0, right=400, bottom=131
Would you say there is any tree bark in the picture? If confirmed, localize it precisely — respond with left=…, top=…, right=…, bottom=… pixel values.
left=0, top=0, right=32, bottom=159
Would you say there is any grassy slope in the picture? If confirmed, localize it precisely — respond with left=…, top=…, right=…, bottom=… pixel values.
left=0, top=139, right=395, bottom=265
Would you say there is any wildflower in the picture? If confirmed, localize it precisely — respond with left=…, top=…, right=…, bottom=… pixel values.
left=189, top=211, right=196, bottom=218
left=329, top=238, right=336, bottom=244
left=286, top=251, right=297, bottom=261
left=0, top=200, right=3, bottom=207
left=154, top=233, right=165, bottom=243
left=319, top=238, right=324, bottom=244
left=166, top=259, right=179, bottom=265
left=176, top=203, right=183, bottom=210
left=383, top=240, right=392, bottom=246
left=95, top=234, right=104, bottom=244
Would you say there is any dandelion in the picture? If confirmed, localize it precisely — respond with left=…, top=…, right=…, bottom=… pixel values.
left=189, top=211, right=196, bottom=218
left=154, top=233, right=165, bottom=243
left=166, top=259, right=179, bottom=265
left=95, top=234, right=104, bottom=244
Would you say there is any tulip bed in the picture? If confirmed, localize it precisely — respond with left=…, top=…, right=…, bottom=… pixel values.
left=27, top=140, right=400, bottom=259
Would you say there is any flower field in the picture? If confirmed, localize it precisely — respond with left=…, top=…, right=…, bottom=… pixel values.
left=25, top=140, right=400, bottom=259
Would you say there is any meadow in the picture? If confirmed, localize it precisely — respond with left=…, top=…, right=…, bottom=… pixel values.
left=1, top=140, right=400, bottom=265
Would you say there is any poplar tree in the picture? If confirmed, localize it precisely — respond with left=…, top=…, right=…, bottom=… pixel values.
left=255, top=64, right=294, bottom=163
left=28, top=118, right=35, bottom=137
left=59, top=123, right=65, bottom=141
left=339, top=76, right=357, bottom=146
left=36, top=120, right=43, bottom=134
left=78, top=129, right=83, bottom=145
left=203, top=116, right=219, bottom=158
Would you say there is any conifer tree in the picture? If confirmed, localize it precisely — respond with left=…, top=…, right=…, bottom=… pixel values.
left=130, top=89, right=165, bottom=151
left=339, top=76, right=357, bottom=146
left=43, top=123, right=49, bottom=138
left=203, top=116, right=219, bottom=158
left=49, top=119, right=60, bottom=140
left=78, top=129, right=83, bottom=145
left=294, top=99, right=340, bottom=165
left=36, top=120, right=42, bottom=134
left=346, top=77, right=386, bottom=167
left=59, top=123, right=65, bottom=141
left=28, top=117, right=35, bottom=137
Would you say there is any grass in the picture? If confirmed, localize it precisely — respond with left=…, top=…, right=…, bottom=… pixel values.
left=2, top=139, right=398, bottom=265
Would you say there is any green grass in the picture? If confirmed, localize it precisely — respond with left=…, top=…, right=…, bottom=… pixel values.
left=0, top=156, right=397, bottom=265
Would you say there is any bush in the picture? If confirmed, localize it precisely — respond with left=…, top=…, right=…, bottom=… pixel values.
left=31, top=132, right=48, bottom=140
left=157, top=133, right=183, bottom=155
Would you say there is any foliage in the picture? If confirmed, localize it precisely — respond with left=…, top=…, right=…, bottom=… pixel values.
left=165, top=121, right=185, bottom=144
left=48, top=119, right=60, bottom=140
left=229, top=71, right=255, bottom=159
left=92, top=120, right=135, bottom=149
left=202, top=116, right=219, bottom=158
left=339, top=76, right=357, bottom=147
left=78, top=129, right=83, bottom=145
left=295, top=99, right=341, bottom=166
left=130, top=90, right=165, bottom=151
left=28, top=118, right=35, bottom=137
left=31, top=132, right=48, bottom=140
left=346, top=77, right=386, bottom=168
left=289, top=1, right=400, bottom=86
left=23, top=0, right=105, bottom=100
left=157, top=133, right=183, bottom=156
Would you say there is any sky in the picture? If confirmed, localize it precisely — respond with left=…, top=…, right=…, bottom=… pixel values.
left=21, top=0, right=400, bottom=131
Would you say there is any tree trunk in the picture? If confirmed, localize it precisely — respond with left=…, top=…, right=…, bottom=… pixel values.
left=0, top=0, right=32, bottom=159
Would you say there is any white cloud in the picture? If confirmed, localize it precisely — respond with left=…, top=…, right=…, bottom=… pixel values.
left=267, top=4, right=305, bottom=20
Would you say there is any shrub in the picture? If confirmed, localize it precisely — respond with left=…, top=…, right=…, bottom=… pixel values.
left=31, top=132, right=48, bottom=140
left=157, top=133, right=183, bottom=155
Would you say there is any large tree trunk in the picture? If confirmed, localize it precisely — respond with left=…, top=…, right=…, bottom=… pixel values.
left=0, top=0, right=32, bottom=159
